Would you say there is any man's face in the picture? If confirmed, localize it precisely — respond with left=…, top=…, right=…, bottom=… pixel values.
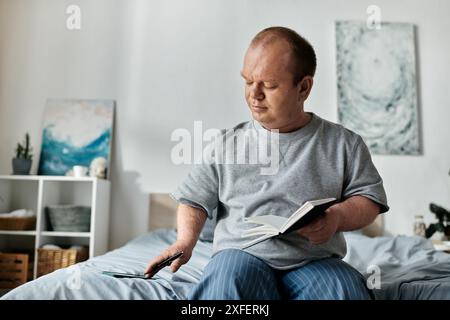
left=241, top=40, right=306, bottom=130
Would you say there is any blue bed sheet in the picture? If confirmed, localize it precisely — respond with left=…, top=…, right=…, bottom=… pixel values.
left=2, top=229, right=212, bottom=299
left=3, top=229, right=450, bottom=299
left=343, top=232, right=450, bottom=300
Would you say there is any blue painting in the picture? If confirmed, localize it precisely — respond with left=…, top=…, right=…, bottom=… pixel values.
left=38, top=99, right=114, bottom=176
left=335, top=21, right=420, bottom=155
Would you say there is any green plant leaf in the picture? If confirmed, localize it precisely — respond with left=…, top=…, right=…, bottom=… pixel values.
left=429, top=203, right=450, bottom=223
left=425, top=224, right=436, bottom=238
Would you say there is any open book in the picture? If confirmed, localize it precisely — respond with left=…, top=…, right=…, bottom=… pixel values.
left=241, top=198, right=337, bottom=249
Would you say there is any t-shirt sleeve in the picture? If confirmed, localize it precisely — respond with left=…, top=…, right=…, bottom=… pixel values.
left=342, top=136, right=389, bottom=213
left=170, top=163, right=219, bottom=219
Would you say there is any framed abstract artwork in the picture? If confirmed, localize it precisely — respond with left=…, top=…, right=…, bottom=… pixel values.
left=38, top=99, right=115, bottom=177
left=335, top=21, right=420, bottom=155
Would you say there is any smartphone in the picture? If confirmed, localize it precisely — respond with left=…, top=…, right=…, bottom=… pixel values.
left=101, top=271, right=150, bottom=279
left=145, top=251, right=184, bottom=278
left=101, top=251, right=184, bottom=279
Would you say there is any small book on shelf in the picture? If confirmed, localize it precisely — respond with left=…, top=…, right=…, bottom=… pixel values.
left=241, top=197, right=337, bottom=249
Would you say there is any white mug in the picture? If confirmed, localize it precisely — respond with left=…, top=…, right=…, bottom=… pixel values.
left=73, top=165, right=88, bottom=177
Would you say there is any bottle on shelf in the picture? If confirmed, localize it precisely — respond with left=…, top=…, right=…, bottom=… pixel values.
left=413, top=215, right=426, bottom=237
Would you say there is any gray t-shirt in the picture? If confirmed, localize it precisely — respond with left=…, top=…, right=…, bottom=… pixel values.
left=171, top=112, right=389, bottom=270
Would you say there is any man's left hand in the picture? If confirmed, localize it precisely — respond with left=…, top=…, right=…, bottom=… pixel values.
left=297, top=204, right=342, bottom=245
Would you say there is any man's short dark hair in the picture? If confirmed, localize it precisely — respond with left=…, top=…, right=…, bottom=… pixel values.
left=251, top=26, right=317, bottom=84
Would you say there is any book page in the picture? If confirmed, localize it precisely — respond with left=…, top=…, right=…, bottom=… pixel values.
left=282, top=203, right=312, bottom=231
left=241, top=225, right=277, bottom=237
left=241, top=234, right=276, bottom=250
left=308, top=198, right=337, bottom=206
left=245, top=215, right=287, bottom=231
left=281, top=198, right=336, bottom=233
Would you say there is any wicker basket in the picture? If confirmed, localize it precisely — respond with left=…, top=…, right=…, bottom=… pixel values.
left=0, top=216, right=36, bottom=230
left=0, top=253, right=29, bottom=289
left=37, top=247, right=89, bottom=277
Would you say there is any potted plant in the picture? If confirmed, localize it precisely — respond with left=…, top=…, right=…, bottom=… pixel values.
left=12, top=133, right=33, bottom=175
left=426, top=203, right=450, bottom=240
left=425, top=170, right=450, bottom=240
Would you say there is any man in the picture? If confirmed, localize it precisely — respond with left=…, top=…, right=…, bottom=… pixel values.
left=145, top=26, right=389, bottom=300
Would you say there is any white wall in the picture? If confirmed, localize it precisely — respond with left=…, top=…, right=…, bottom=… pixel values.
left=0, top=0, right=449, bottom=249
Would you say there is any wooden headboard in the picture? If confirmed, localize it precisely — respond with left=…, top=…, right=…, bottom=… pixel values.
left=361, top=214, right=384, bottom=237
left=148, top=193, right=384, bottom=237
left=148, top=193, right=178, bottom=231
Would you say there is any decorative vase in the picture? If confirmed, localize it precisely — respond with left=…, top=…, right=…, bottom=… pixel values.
left=12, top=158, right=32, bottom=175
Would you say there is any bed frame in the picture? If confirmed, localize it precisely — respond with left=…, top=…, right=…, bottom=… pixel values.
left=148, top=193, right=384, bottom=237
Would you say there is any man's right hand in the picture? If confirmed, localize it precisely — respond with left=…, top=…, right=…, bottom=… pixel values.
left=145, top=203, right=207, bottom=276
left=144, top=239, right=194, bottom=275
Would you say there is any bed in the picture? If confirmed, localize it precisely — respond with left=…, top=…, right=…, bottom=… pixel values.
left=2, top=194, right=450, bottom=300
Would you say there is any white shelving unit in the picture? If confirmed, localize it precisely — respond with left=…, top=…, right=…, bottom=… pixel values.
left=0, top=175, right=110, bottom=280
